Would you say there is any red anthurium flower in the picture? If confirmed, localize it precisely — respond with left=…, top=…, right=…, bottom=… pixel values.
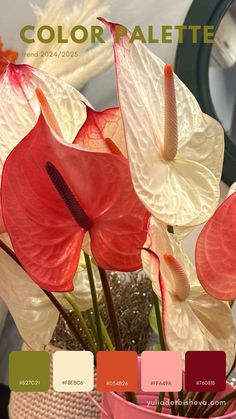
left=196, top=192, right=236, bottom=301
left=1, top=99, right=149, bottom=292
left=74, top=106, right=127, bottom=157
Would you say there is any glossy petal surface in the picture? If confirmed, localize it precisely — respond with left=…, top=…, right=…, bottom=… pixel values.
left=0, top=234, right=58, bottom=349
left=104, top=20, right=223, bottom=226
left=74, top=107, right=127, bottom=157
left=0, top=63, right=87, bottom=232
left=2, top=115, right=149, bottom=291
left=196, top=193, right=236, bottom=300
left=142, top=218, right=236, bottom=371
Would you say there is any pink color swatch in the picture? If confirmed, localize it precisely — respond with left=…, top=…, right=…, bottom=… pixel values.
left=141, top=351, right=182, bottom=392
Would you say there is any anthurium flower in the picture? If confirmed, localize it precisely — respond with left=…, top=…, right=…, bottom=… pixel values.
left=74, top=106, right=127, bottom=157
left=0, top=234, right=59, bottom=350
left=142, top=219, right=236, bottom=371
left=196, top=192, right=236, bottom=301
left=1, top=103, right=149, bottom=292
left=101, top=19, right=224, bottom=227
left=0, top=62, right=87, bottom=232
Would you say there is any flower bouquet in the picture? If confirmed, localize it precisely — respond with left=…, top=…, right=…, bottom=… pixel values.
left=0, top=6, right=236, bottom=419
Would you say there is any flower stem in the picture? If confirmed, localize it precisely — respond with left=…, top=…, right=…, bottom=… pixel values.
left=97, top=267, right=137, bottom=405
left=202, top=390, right=236, bottom=418
left=186, top=392, right=205, bottom=417
left=100, top=317, right=115, bottom=351
left=152, top=291, right=166, bottom=350
left=156, top=392, right=165, bottom=412
left=195, top=392, right=216, bottom=417
left=98, top=267, right=122, bottom=351
left=42, top=290, right=89, bottom=351
left=86, top=311, right=98, bottom=344
left=84, top=253, right=104, bottom=350
left=178, top=389, right=184, bottom=416
left=152, top=292, right=176, bottom=415
left=64, top=293, right=97, bottom=355
left=0, top=239, right=89, bottom=351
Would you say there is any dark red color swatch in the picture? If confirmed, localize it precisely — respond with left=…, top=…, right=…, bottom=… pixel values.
left=185, top=351, right=226, bottom=392
left=96, top=351, right=138, bottom=392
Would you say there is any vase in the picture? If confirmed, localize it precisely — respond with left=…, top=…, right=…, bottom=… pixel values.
left=9, top=344, right=102, bottom=419
left=100, top=386, right=236, bottom=419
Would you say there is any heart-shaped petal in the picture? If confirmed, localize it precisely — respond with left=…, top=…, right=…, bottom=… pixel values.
left=74, top=106, right=127, bottom=157
left=1, top=113, right=149, bottom=291
left=196, top=192, right=236, bottom=300
left=0, top=63, right=87, bottom=232
left=101, top=19, right=224, bottom=226
left=0, top=234, right=59, bottom=349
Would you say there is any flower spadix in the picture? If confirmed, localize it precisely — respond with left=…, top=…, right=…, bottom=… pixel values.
left=196, top=192, right=236, bottom=301
left=142, top=219, right=236, bottom=371
left=1, top=92, right=149, bottom=292
left=102, top=19, right=224, bottom=227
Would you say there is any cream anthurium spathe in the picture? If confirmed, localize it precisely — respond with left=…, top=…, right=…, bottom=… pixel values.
left=0, top=234, right=59, bottom=350
left=0, top=235, right=102, bottom=349
left=101, top=19, right=224, bottom=227
left=142, top=219, right=236, bottom=372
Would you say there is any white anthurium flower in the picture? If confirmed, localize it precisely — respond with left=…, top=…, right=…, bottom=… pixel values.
left=23, top=0, right=113, bottom=89
left=142, top=218, right=236, bottom=372
left=60, top=253, right=103, bottom=312
left=102, top=19, right=224, bottom=227
left=0, top=235, right=102, bottom=348
left=228, top=182, right=236, bottom=197
left=0, top=234, right=59, bottom=350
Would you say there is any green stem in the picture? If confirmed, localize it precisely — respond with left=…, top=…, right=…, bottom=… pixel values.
left=152, top=292, right=177, bottom=415
left=186, top=392, right=205, bottom=418
left=126, top=392, right=138, bottom=405
left=43, top=290, right=89, bottom=351
left=195, top=392, right=216, bottom=417
left=152, top=291, right=166, bottom=351
left=98, top=267, right=122, bottom=350
left=183, top=392, right=195, bottom=416
left=169, top=392, right=177, bottom=416
left=64, top=293, right=97, bottom=355
left=156, top=392, right=165, bottom=413
left=98, top=267, right=137, bottom=405
left=178, top=389, right=184, bottom=416
left=100, top=317, right=115, bottom=350
left=203, top=390, right=236, bottom=418
left=86, top=311, right=98, bottom=345
left=84, top=253, right=103, bottom=350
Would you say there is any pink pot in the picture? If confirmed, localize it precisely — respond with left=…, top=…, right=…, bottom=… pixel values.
left=100, top=384, right=236, bottom=419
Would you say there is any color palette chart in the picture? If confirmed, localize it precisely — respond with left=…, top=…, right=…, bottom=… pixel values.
left=9, top=350, right=226, bottom=393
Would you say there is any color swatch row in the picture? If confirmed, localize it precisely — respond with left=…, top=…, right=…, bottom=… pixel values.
left=9, top=350, right=226, bottom=393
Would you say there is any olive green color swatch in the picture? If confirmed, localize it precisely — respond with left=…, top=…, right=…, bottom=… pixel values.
left=9, top=351, right=50, bottom=392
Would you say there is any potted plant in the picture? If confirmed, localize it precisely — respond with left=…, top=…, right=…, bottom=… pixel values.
left=0, top=12, right=235, bottom=419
